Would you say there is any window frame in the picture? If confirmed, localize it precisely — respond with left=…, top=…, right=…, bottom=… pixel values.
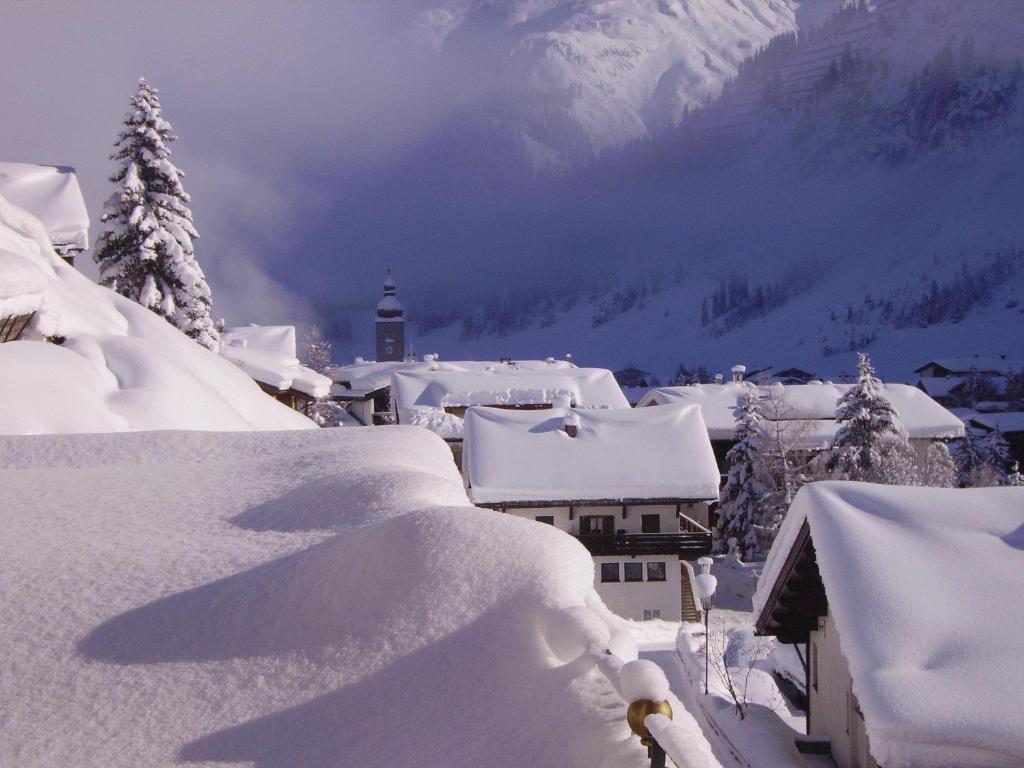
left=623, top=562, right=643, bottom=582
left=600, top=562, right=621, bottom=583
left=646, top=561, right=667, bottom=582
left=641, top=513, right=661, bottom=533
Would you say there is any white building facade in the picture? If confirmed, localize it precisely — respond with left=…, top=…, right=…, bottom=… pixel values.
left=463, top=403, right=721, bottom=622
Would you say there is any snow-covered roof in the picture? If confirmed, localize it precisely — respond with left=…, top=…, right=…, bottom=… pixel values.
left=330, top=357, right=578, bottom=400
left=392, top=365, right=629, bottom=439
left=970, top=411, right=1024, bottom=434
left=754, top=482, right=1024, bottom=768
left=0, top=162, right=89, bottom=251
left=463, top=403, right=720, bottom=504
left=0, top=192, right=311, bottom=434
left=638, top=381, right=964, bottom=444
left=916, top=375, right=963, bottom=399
left=220, top=325, right=332, bottom=399
left=915, top=357, right=1022, bottom=375
left=0, top=427, right=721, bottom=766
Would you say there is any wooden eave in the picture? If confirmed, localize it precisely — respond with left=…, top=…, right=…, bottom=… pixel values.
left=754, top=521, right=829, bottom=645
left=476, top=497, right=714, bottom=510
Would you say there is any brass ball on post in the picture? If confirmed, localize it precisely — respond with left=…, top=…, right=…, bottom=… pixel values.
left=626, top=698, right=673, bottom=747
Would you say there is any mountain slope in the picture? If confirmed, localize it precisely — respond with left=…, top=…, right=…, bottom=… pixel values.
left=402, top=0, right=1024, bottom=381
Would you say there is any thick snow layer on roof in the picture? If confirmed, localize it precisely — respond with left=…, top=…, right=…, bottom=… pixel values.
left=916, top=375, right=963, bottom=399
left=0, top=194, right=312, bottom=433
left=0, top=162, right=89, bottom=250
left=0, top=427, right=711, bottom=767
left=0, top=248, right=48, bottom=316
left=394, top=365, right=627, bottom=414
left=755, top=482, right=1024, bottom=768
left=331, top=357, right=578, bottom=397
left=972, top=411, right=1024, bottom=434
left=221, top=325, right=332, bottom=398
left=464, top=403, right=720, bottom=504
left=639, top=382, right=963, bottom=442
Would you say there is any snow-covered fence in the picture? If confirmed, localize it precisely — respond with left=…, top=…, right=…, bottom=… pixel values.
left=597, top=651, right=724, bottom=768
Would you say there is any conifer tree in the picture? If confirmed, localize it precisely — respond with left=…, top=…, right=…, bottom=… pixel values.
left=1006, top=462, right=1024, bottom=487
left=922, top=441, right=958, bottom=487
left=826, top=352, right=910, bottom=482
left=94, top=78, right=219, bottom=350
left=716, top=391, right=769, bottom=559
left=983, top=426, right=1012, bottom=482
left=952, top=428, right=989, bottom=487
left=301, top=324, right=333, bottom=374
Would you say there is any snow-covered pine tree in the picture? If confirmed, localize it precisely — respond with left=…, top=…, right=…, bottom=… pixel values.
left=301, top=324, right=333, bottom=374
left=952, top=428, right=990, bottom=487
left=716, top=390, right=769, bottom=559
left=1006, top=462, right=1024, bottom=486
left=94, top=78, right=219, bottom=350
left=826, top=352, right=911, bottom=483
left=922, top=440, right=958, bottom=487
left=983, top=426, right=1012, bottom=482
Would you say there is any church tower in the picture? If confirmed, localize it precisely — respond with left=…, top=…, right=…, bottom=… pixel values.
left=375, top=269, right=406, bottom=362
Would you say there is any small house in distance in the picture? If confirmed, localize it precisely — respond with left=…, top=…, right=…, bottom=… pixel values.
left=220, top=325, right=331, bottom=416
left=0, top=163, right=90, bottom=266
left=462, top=401, right=720, bottom=622
left=754, top=482, right=1024, bottom=768
left=638, top=380, right=964, bottom=474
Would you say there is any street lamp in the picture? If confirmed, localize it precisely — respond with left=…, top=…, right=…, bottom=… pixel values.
left=693, top=556, right=718, bottom=695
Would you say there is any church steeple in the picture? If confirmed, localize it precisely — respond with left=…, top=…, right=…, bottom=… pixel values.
left=376, top=268, right=404, bottom=320
left=375, top=268, right=406, bottom=361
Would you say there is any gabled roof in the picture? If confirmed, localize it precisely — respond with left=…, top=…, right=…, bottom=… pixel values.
left=914, top=357, right=1022, bottom=375
left=220, top=325, right=331, bottom=398
left=754, top=482, right=1024, bottom=768
left=0, top=163, right=89, bottom=251
left=638, top=381, right=964, bottom=444
left=462, top=403, right=720, bottom=505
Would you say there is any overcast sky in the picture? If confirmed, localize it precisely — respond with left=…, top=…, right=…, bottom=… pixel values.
left=0, top=1, right=475, bottom=326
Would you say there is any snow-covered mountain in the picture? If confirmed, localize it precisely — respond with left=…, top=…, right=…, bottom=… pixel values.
left=413, top=0, right=815, bottom=167
left=388, top=0, right=1024, bottom=381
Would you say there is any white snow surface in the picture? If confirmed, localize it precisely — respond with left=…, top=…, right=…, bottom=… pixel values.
left=0, top=162, right=89, bottom=250
left=0, top=193, right=312, bottom=434
left=221, top=325, right=332, bottom=398
left=640, top=381, right=963, bottom=445
left=0, top=426, right=680, bottom=768
left=463, top=402, right=720, bottom=504
left=392, top=365, right=627, bottom=419
left=754, top=482, right=1024, bottom=768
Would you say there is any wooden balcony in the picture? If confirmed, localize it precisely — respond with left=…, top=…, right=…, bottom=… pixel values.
left=577, top=532, right=712, bottom=559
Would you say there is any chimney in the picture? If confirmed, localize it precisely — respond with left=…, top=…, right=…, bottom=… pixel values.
left=731, top=364, right=747, bottom=382
left=563, top=411, right=580, bottom=438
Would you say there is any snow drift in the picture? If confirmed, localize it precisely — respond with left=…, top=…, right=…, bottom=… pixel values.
left=0, top=427, right=715, bottom=767
left=0, top=192, right=312, bottom=433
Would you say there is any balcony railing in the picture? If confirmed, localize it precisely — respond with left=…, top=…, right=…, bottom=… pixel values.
left=577, top=532, right=712, bottom=558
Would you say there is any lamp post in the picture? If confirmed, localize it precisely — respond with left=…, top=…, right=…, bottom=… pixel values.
left=694, top=556, right=718, bottom=696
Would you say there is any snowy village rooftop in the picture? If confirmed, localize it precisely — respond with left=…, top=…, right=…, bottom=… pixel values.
left=0, top=193, right=311, bottom=435
left=220, top=325, right=332, bottom=399
left=0, top=162, right=89, bottom=252
left=638, top=381, right=965, bottom=445
left=463, top=402, right=721, bottom=505
left=331, top=357, right=576, bottom=399
left=753, top=482, right=1024, bottom=768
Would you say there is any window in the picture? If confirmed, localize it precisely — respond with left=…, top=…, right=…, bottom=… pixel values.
left=534, top=515, right=555, bottom=526
left=582, top=515, right=615, bottom=535
left=646, top=561, right=666, bottom=581
left=600, top=563, right=620, bottom=582
left=642, top=609, right=661, bottom=621
left=641, top=514, right=661, bottom=533
left=624, top=562, right=643, bottom=582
